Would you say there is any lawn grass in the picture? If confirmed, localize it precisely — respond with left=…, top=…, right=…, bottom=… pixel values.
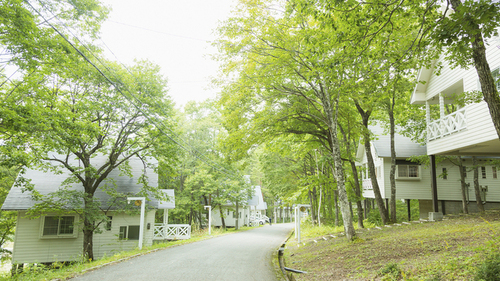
left=0, top=225, right=254, bottom=281
left=284, top=210, right=500, bottom=280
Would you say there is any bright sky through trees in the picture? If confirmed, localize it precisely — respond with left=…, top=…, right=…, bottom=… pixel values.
left=99, top=0, right=236, bottom=108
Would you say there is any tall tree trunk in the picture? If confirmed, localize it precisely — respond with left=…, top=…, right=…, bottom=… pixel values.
left=389, top=106, right=397, bottom=223
left=219, top=205, right=226, bottom=229
left=457, top=157, right=469, bottom=214
left=320, top=91, right=356, bottom=240
left=350, top=161, right=364, bottom=228
left=356, top=102, right=389, bottom=224
left=472, top=157, right=485, bottom=212
left=83, top=197, right=94, bottom=261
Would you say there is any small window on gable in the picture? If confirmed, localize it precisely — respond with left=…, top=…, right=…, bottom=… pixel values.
left=41, top=216, right=77, bottom=238
left=493, top=167, right=497, bottom=179
left=442, top=168, right=447, bottom=180
left=105, top=216, right=112, bottom=231
left=481, top=166, right=487, bottom=179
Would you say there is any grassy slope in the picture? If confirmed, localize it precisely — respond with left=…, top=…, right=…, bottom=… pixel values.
left=284, top=210, right=500, bottom=280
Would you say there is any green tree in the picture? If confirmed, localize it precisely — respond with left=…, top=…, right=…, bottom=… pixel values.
left=215, top=1, right=358, bottom=239
left=0, top=58, right=176, bottom=261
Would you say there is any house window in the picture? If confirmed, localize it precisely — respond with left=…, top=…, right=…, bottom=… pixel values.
left=396, top=165, right=420, bottom=179
left=493, top=167, right=497, bottom=179
left=105, top=216, right=112, bottom=231
left=41, top=216, right=77, bottom=238
left=481, top=166, right=486, bottom=179
left=442, top=168, right=447, bottom=180
left=463, top=166, right=467, bottom=178
left=119, top=225, right=140, bottom=240
left=492, top=68, right=500, bottom=91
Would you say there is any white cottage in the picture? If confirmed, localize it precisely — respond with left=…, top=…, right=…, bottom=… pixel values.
left=2, top=156, right=177, bottom=264
left=411, top=34, right=500, bottom=215
left=211, top=185, right=268, bottom=227
left=357, top=126, right=500, bottom=218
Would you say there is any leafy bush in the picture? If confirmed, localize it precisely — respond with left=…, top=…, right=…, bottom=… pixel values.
left=378, top=262, right=401, bottom=280
left=474, top=253, right=500, bottom=281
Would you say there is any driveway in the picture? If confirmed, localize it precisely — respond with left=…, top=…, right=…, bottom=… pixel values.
left=71, top=223, right=294, bottom=281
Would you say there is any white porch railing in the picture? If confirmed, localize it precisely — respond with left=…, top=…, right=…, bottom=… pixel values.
left=362, top=179, right=373, bottom=190
left=428, top=107, right=467, bottom=141
left=153, top=224, right=191, bottom=240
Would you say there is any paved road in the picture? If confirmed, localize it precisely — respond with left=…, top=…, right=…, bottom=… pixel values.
left=71, top=223, right=294, bottom=281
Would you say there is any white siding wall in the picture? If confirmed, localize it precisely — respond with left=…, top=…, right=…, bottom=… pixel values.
left=12, top=210, right=156, bottom=264
left=426, top=42, right=500, bottom=100
left=427, top=102, right=498, bottom=155
left=376, top=158, right=500, bottom=203
left=211, top=206, right=248, bottom=227
left=93, top=211, right=156, bottom=259
left=426, top=42, right=500, bottom=155
left=436, top=159, right=500, bottom=202
left=12, top=211, right=84, bottom=264
left=382, top=158, right=433, bottom=200
left=425, top=56, right=468, bottom=100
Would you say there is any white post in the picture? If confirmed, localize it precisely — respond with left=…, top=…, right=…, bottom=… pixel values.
left=439, top=93, right=445, bottom=119
left=296, top=204, right=311, bottom=244
left=297, top=208, right=301, bottom=243
left=294, top=207, right=298, bottom=238
left=127, top=197, right=145, bottom=250
left=204, top=206, right=211, bottom=235
left=163, top=209, right=168, bottom=225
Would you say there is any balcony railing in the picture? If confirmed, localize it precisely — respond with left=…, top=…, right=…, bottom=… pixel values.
left=362, top=179, right=373, bottom=190
left=153, top=224, right=191, bottom=240
left=427, top=107, right=467, bottom=141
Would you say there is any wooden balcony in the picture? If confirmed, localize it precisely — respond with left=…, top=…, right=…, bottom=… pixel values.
left=426, top=102, right=500, bottom=155
left=153, top=224, right=191, bottom=240
left=427, top=107, right=467, bottom=141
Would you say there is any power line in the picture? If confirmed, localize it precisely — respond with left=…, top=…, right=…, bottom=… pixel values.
left=23, top=0, right=240, bottom=180
left=106, top=20, right=209, bottom=43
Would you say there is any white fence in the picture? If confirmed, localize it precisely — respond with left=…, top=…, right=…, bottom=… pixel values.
left=428, top=108, right=467, bottom=141
left=153, top=224, right=191, bottom=240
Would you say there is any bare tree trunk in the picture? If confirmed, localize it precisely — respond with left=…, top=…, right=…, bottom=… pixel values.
left=356, top=101, right=389, bottom=225
left=83, top=197, right=94, bottom=261
left=219, top=205, right=226, bottom=229
left=472, top=157, right=485, bottom=212
left=389, top=105, right=397, bottom=223
left=456, top=157, right=469, bottom=214
left=350, top=161, right=364, bottom=228
left=320, top=91, right=355, bottom=240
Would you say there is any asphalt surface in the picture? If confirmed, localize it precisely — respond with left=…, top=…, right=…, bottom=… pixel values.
left=71, top=223, right=294, bottom=281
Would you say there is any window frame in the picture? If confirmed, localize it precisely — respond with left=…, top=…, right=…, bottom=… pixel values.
left=119, top=225, right=140, bottom=240
left=39, top=215, right=78, bottom=239
left=395, top=165, right=421, bottom=180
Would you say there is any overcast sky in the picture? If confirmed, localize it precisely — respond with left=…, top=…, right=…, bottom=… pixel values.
left=99, top=0, right=236, bottom=109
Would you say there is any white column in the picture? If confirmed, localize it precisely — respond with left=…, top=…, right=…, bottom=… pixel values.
left=127, top=197, right=145, bottom=250
left=204, top=206, right=211, bottom=235
left=163, top=209, right=168, bottom=225
left=426, top=101, right=430, bottom=125
left=439, top=93, right=445, bottom=119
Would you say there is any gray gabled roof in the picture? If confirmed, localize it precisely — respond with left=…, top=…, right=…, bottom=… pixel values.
left=247, top=186, right=267, bottom=210
left=1, top=155, right=174, bottom=211
left=370, top=125, right=427, bottom=158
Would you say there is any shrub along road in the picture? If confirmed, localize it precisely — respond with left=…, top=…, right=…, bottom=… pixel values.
left=71, top=223, right=294, bottom=281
